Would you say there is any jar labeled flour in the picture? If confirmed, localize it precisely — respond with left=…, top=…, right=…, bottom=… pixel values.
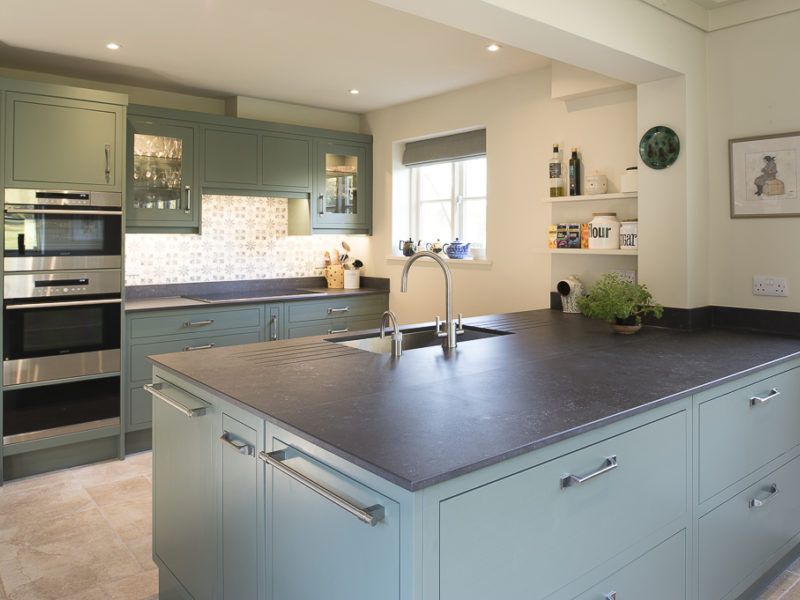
left=588, top=213, right=620, bottom=250
left=620, top=219, right=638, bottom=249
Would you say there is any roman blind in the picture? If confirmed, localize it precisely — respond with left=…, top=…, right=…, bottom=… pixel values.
left=402, top=129, right=486, bottom=166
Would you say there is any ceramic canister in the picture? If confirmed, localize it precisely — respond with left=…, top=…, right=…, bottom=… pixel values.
left=620, top=219, right=638, bottom=249
left=588, top=212, right=620, bottom=249
left=585, top=174, right=608, bottom=195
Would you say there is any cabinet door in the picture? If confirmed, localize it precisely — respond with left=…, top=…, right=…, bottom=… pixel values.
left=151, top=381, right=216, bottom=600
left=127, top=118, right=199, bottom=231
left=262, top=134, right=311, bottom=191
left=220, top=414, right=259, bottom=600
left=312, top=139, right=370, bottom=231
left=266, top=441, right=400, bottom=600
left=204, top=127, right=259, bottom=187
left=5, top=93, right=123, bottom=190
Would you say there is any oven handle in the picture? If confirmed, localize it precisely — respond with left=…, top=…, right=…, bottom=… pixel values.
left=4, top=208, right=122, bottom=216
left=5, top=298, right=122, bottom=310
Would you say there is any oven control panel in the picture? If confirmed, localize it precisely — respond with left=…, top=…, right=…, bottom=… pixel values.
left=4, top=271, right=121, bottom=300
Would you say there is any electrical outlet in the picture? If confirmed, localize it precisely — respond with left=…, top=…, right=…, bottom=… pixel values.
left=753, top=276, right=788, bottom=297
left=611, top=269, right=637, bottom=285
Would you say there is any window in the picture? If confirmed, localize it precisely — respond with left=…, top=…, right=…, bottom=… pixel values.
left=410, top=157, right=486, bottom=248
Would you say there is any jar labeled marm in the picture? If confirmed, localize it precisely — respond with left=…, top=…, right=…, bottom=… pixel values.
left=588, top=213, right=620, bottom=250
left=620, top=219, right=638, bottom=249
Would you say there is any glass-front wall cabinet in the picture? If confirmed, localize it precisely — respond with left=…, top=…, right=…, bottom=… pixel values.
left=126, top=118, right=198, bottom=232
left=313, top=140, right=369, bottom=230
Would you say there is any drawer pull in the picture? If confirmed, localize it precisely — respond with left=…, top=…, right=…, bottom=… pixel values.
left=327, top=306, right=350, bottom=314
left=270, top=314, right=279, bottom=341
left=220, top=431, right=254, bottom=457
left=560, top=455, right=618, bottom=489
left=259, top=449, right=385, bottom=527
left=749, top=483, right=779, bottom=509
left=184, top=343, right=214, bottom=351
left=750, top=387, right=780, bottom=406
left=328, top=328, right=349, bottom=334
left=605, top=592, right=617, bottom=600
left=183, top=319, right=215, bottom=327
left=144, top=382, right=206, bottom=418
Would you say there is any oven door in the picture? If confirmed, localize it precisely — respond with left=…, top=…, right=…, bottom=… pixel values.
left=4, top=206, right=122, bottom=271
left=3, top=297, right=121, bottom=385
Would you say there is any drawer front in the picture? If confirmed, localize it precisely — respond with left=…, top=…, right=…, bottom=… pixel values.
left=572, top=530, right=686, bottom=600
left=287, top=316, right=379, bottom=339
left=699, top=452, right=800, bottom=600
left=129, top=306, right=263, bottom=339
left=130, top=331, right=261, bottom=381
left=439, top=410, right=687, bottom=600
left=287, top=295, right=386, bottom=323
left=698, top=367, right=800, bottom=502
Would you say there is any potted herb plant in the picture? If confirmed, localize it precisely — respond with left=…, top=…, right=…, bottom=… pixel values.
left=576, top=272, right=664, bottom=334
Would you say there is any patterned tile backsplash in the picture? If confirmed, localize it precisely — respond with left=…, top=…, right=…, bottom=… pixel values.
left=125, top=195, right=368, bottom=286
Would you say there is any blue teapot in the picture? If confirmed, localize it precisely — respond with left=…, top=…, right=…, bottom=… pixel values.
left=443, top=238, right=471, bottom=259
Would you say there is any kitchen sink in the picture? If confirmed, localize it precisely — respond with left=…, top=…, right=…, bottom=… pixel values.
left=328, top=325, right=511, bottom=354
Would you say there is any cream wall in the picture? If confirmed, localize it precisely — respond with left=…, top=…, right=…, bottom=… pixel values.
left=707, top=11, right=800, bottom=312
left=363, top=67, right=638, bottom=324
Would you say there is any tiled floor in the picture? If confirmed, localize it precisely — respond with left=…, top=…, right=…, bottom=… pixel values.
left=0, top=451, right=156, bottom=600
left=0, top=450, right=797, bottom=600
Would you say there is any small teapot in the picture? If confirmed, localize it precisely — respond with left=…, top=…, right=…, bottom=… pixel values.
left=443, top=238, right=471, bottom=259
left=426, top=239, right=444, bottom=254
left=399, top=238, right=419, bottom=257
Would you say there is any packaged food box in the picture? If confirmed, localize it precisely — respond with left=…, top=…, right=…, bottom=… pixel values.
left=567, top=224, right=581, bottom=248
left=581, top=223, right=589, bottom=248
left=547, top=225, right=558, bottom=248
left=556, top=224, right=568, bottom=248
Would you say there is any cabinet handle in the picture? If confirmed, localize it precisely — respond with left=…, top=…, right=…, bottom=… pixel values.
left=185, top=186, right=191, bottom=214
left=184, top=343, right=214, bottom=351
left=144, top=382, right=206, bottom=418
left=259, top=449, right=385, bottom=527
left=270, top=314, right=279, bottom=341
left=560, top=455, right=618, bottom=489
left=220, top=431, right=254, bottom=457
left=605, top=592, right=617, bottom=600
left=318, top=193, right=325, bottom=216
left=327, top=306, right=350, bottom=314
left=105, top=144, right=111, bottom=177
left=749, top=483, right=779, bottom=509
left=750, top=387, right=780, bottom=406
left=183, top=319, right=214, bottom=327
left=328, top=328, right=349, bottom=334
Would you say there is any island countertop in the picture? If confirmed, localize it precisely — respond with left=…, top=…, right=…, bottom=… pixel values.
left=147, top=309, right=800, bottom=491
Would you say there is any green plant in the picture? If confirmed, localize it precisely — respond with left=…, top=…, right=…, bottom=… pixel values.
left=576, top=273, right=664, bottom=325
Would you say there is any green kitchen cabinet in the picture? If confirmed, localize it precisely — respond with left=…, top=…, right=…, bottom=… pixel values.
left=285, top=294, right=387, bottom=338
left=4, top=90, right=125, bottom=191
left=262, top=133, right=312, bottom=191
left=127, top=115, right=199, bottom=232
left=203, top=126, right=260, bottom=188
left=311, top=139, right=371, bottom=233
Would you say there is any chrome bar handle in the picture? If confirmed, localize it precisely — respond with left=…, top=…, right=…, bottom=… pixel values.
left=605, top=592, right=617, bottom=600
left=560, top=455, right=618, bottom=489
left=6, top=298, right=122, bottom=310
left=327, top=328, right=348, bottom=334
left=270, top=314, right=279, bottom=341
left=4, top=208, right=122, bottom=216
left=183, top=319, right=214, bottom=327
left=144, top=382, right=206, bottom=418
left=750, top=388, right=780, bottom=406
left=318, top=193, right=325, bottom=216
left=220, top=431, right=254, bottom=457
left=185, top=186, right=191, bottom=214
left=327, top=306, right=350, bottom=314
left=749, top=483, right=779, bottom=509
left=184, top=343, right=214, bottom=351
left=105, top=144, right=111, bottom=176
left=259, top=449, right=385, bottom=526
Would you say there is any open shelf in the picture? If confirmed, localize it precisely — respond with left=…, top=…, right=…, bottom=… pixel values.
left=543, top=248, right=637, bottom=256
left=543, top=192, right=637, bottom=204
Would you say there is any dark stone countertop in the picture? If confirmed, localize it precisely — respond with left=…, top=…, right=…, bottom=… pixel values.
left=147, top=309, right=800, bottom=491
left=125, top=276, right=389, bottom=312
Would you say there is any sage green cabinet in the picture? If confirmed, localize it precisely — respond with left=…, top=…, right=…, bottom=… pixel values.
left=203, top=127, right=260, bottom=188
left=262, top=133, right=311, bottom=191
left=4, top=92, right=124, bottom=191
left=127, top=116, right=199, bottom=232
left=286, top=294, right=387, bottom=339
left=312, top=139, right=371, bottom=233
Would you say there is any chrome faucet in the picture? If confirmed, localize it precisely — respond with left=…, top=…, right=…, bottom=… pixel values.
left=379, top=310, right=403, bottom=357
left=400, top=251, right=462, bottom=349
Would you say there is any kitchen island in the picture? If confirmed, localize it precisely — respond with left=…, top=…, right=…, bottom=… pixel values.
left=147, top=309, right=800, bottom=600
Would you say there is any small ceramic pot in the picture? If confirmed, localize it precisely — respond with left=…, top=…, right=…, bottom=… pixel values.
left=585, top=174, right=608, bottom=195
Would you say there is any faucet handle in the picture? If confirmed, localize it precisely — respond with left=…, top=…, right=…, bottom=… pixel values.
left=456, top=312, right=464, bottom=334
left=435, top=316, right=446, bottom=338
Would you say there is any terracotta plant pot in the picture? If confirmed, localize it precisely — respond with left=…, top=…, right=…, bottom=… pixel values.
left=610, top=322, right=642, bottom=335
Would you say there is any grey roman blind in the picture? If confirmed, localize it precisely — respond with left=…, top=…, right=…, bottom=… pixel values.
left=402, top=129, right=486, bottom=166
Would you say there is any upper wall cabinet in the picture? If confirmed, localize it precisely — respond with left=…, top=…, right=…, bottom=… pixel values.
left=127, top=116, right=200, bottom=233
left=3, top=89, right=126, bottom=192
left=311, top=139, right=371, bottom=233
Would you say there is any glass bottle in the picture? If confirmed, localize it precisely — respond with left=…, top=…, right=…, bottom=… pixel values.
left=549, top=144, right=564, bottom=197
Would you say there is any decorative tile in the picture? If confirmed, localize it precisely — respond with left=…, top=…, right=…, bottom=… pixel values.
left=125, top=195, right=363, bottom=286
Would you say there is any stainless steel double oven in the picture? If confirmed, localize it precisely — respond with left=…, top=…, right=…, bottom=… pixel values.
left=3, top=189, right=123, bottom=445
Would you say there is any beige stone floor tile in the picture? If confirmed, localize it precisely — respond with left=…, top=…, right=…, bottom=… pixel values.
left=85, top=475, right=151, bottom=507
left=5, top=563, right=99, bottom=600
left=755, top=572, right=800, bottom=600
left=61, top=588, right=110, bottom=600
left=102, top=569, right=158, bottom=600
left=0, top=470, right=74, bottom=497
left=0, top=477, right=93, bottom=530
left=71, top=454, right=151, bottom=488
left=124, top=535, right=157, bottom=573
left=99, top=499, right=152, bottom=542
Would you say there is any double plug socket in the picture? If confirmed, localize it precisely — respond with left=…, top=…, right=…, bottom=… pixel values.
left=753, top=276, right=788, bottom=297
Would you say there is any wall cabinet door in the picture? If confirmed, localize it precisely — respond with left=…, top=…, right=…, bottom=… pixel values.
left=203, top=127, right=259, bottom=188
left=262, top=134, right=311, bottom=191
left=5, top=92, right=123, bottom=191
left=151, top=381, right=216, bottom=600
left=127, top=118, right=199, bottom=232
left=312, top=139, right=371, bottom=232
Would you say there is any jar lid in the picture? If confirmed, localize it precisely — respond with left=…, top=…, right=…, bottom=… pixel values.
left=622, top=218, right=638, bottom=223
left=592, top=212, right=617, bottom=216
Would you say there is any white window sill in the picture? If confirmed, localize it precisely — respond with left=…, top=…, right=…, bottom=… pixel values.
left=385, top=255, right=493, bottom=266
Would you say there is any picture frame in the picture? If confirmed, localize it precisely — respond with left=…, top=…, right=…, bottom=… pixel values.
left=729, top=131, right=800, bottom=218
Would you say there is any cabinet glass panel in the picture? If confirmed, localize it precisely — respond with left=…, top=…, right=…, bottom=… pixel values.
left=324, top=153, right=359, bottom=215
left=132, top=134, right=185, bottom=211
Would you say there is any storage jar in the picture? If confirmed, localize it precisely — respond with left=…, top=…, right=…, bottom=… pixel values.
left=620, top=219, right=638, bottom=249
left=588, top=213, right=620, bottom=249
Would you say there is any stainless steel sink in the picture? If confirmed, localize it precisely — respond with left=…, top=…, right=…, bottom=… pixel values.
left=328, top=325, right=511, bottom=354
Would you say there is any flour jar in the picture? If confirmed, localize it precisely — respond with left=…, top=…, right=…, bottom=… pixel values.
left=588, top=213, right=620, bottom=249
left=620, top=219, right=638, bottom=249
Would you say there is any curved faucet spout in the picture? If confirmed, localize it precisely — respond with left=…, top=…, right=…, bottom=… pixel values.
left=400, top=251, right=456, bottom=348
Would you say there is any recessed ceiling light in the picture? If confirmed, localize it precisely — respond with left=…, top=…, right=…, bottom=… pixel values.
left=106, top=42, right=121, bottom=50
left=349, top=89, right=360, bottom=95
left=487, top=43, right=501, bottom=52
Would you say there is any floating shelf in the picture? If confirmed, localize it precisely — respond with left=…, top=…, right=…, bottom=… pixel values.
left=543, top=192, right=637, bottom=204
left=543, top=248, right=638, bottom=256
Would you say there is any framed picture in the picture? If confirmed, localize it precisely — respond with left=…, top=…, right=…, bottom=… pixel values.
left=729, top=131, right=800, bottom=217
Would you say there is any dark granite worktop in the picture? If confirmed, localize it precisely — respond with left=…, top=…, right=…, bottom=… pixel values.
left=125, top=276, right=389, bottom=312
left=148, top=309, right=800, bottom=491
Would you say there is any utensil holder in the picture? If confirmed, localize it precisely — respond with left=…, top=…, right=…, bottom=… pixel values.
left=343, top=269, right=360, bottom=289
left=325, top=265, right=344, bottom=288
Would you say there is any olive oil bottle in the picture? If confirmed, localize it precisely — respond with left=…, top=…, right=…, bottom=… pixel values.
left=568, top=148, right=581, bottom=196
left=549, top=144, right=564, bottom=197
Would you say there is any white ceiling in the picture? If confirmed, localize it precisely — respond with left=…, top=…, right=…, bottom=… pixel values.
left=0, top=0, right=550, bottom=114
